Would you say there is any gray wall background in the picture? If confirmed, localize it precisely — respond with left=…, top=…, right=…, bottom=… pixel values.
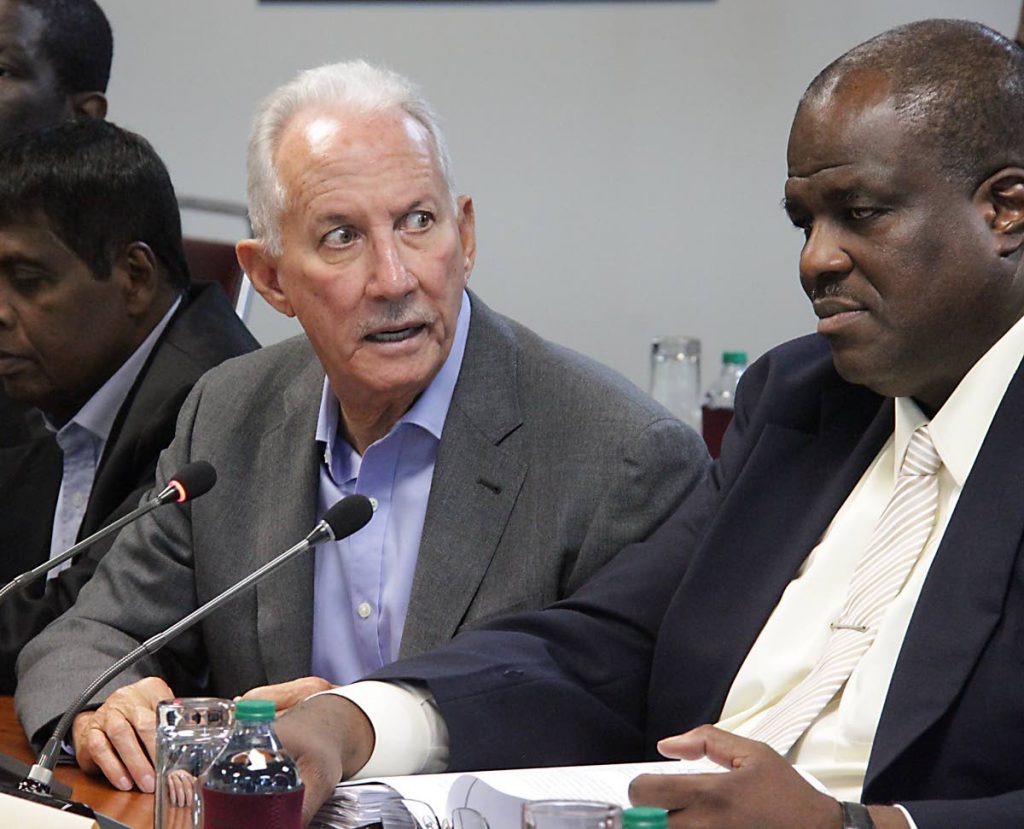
left=98, top=0, right=1017, bottom=390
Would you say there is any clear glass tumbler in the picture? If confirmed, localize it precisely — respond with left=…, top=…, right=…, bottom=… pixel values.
left=650, top=335, right=701, bottom=431
left=155, top=697, right=234, bottom=829
left=522, top=801, right=623, bottom=829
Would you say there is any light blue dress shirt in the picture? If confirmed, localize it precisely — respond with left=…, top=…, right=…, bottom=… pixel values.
left=311, top=291, right=471, bottom=684
left=46, top=297, right=181, bottom=575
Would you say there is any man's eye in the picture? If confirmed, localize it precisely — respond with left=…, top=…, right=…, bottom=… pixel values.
left=322, top=226, right=358, bottom=248
left=7, top=268, right=44, bottom=291
left=848, top=207, right=883, bottom=221
left=399, top=210, right=434, bottom=231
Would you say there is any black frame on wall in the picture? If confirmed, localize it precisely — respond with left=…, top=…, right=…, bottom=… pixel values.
left=260, top=1, right=712, bottom=4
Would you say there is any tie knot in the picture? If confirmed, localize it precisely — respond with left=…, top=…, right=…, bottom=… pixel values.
left=900, top=425, right=941, bottom=477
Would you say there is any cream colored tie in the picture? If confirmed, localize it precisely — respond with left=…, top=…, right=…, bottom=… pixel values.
left=747, top=425, right=942, bottom=757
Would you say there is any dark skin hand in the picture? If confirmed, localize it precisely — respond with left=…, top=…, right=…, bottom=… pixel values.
left=628, top=726, right=910, bottom=829
left=274, top=694, right=375, bottom=827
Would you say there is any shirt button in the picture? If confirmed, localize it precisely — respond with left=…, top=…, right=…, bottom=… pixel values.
left=357, top=602, right=373, bottom=619
left=72, top=493, right=85, bottom=508
left=368, top=497, right=379, bottom=512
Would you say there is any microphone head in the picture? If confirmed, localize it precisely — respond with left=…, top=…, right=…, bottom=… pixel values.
left=323, top=494, right=374, bottom=540
left=167, top=461, right=217, bottom=503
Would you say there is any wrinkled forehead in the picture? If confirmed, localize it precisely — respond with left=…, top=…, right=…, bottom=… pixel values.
left=275, top=105, right=435, bottom=183
left=787, top=72, right=904, bottom=175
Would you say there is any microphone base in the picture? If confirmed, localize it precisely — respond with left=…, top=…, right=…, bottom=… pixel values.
left=0, top=778, right=133, bottom=829
left=0, top=751, right=71, bottom=798
left=0, top=777, right=95, bottom=818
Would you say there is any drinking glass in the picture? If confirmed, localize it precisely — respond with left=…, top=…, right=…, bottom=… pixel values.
left=650, top=335, right=701, bottom=430
left=522, top=800, right=623, bottom=829
left=154, top=697, right=234, bottom=829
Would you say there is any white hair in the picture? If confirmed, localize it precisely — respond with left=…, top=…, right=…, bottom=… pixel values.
left=246, top=59, right=456, bottom=254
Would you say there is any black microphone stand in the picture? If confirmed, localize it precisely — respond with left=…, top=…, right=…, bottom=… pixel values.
left=18, top=494, right=372, bottom=812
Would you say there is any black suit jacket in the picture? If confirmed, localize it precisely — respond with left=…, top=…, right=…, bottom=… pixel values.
left=0, top=282, right=258, bottom=692
left=374, top=334, right=1024, bottom=828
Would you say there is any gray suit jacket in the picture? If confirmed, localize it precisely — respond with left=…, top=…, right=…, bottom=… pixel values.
left=17, top=294, right=707, bottom=741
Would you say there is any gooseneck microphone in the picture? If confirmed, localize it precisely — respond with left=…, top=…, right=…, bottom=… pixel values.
left=0, top=460, right=218, bottom=606
left=22, top=494, right=375, bottom=796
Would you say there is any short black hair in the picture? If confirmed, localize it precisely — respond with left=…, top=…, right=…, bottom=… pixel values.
left=22, top=0, right=113, bottom=95
left=0, top=119, right=191, bottom=289
left=802, top=19, right=1024, bottom=190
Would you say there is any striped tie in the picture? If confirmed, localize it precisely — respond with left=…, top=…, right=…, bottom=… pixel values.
left=746, top=425, right=942, bottom=757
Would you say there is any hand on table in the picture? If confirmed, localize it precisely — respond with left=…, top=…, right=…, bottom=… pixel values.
left=274, top=694, right=375, bottom=826
left=237, top=675, right=336, bottom=714
left=629, top=725, right=908, bottom=829
left=71, top=675, right=173, bottom=793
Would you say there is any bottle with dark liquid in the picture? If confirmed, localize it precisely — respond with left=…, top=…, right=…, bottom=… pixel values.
left=202, top=699, right=303, bottom=829
left=701, top=351, right=747, bottom=459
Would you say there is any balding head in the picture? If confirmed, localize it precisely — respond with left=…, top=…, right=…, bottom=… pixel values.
left=801, top=19, right=1024, bottom=190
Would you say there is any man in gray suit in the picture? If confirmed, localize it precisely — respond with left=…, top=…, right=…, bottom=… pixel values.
left=17, top=60, right=707, bottom=793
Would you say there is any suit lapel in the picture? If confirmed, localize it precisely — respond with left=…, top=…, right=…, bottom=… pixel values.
left=866, top=359, right=1024, bottom=791
left=650, top=384, right=892, bottom=738
left=400, top=298, right=526, bottom=656
left=84, top=283, right=257, bottom=535
left=253, top=348, right=325, bottom=683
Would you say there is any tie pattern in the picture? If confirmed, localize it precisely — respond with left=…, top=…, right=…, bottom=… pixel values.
left=746, top=425, right=942, bottom=757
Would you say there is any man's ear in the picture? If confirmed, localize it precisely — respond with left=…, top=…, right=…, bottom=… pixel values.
left=237, top=238, right=295, bottom=317
left=119, top=242, right=161, bottom=317
left=69, top=91, right=107, bottom=120
left=977, top=168, right=1024, bottom=256
left=456, top=195, right=476, bottom=285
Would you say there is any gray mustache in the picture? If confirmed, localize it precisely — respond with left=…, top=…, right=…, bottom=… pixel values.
left=356, top=299, right=436, bottom=337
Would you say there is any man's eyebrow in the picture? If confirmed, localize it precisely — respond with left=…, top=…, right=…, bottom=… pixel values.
left=0, top=39, right=28, bottom=59
left=781, top=197, right=805, bottom=217
left=316, top=213, right=353, bottom=229
left=821, top=187, right=866, bottom=206
left=782, top=187, right=871, bottom=216
left=0, top=253, right=45, bottom=269
left=402, top=199, right=440, bottom=214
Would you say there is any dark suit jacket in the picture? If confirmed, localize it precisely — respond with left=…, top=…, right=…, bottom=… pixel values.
left=367, top=334, right=1024, bottom=829
left=17, top=293, right=708, bottom=740
left=0, top=282, right=258, bottom=692
left=0, top=391, right=41, bottom=448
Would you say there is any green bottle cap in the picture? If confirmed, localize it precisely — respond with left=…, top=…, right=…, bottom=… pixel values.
left=234, top=699, right=276, bottom=721
left=723, top=351, right=747, bottom=365
left=623, top=806, right=668, bottom=829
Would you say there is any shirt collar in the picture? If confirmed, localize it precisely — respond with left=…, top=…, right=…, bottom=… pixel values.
left=45, top=295, right=182, bottom=441
left=315, top=289, right=472, bottom=463
left=893, top=312, right=1024, bottom=487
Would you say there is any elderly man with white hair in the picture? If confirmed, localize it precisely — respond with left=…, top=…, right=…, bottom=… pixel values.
left=16, top=60, right=707, bottom=793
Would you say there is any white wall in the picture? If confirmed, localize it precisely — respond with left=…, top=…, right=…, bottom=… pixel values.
left=98, top=0, right=1017, bottom=389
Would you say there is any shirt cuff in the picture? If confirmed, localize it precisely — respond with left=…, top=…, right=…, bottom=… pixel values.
left=894, top=805, right=919, bottom=829
left=314, top=680, right=450, bottom=779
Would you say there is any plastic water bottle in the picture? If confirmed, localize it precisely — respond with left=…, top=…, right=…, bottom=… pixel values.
left=623, top=807, right=668, bottom=829
left=701, top=351, right=747, bottom=459
left=202, top=699, right=303, bottom=829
